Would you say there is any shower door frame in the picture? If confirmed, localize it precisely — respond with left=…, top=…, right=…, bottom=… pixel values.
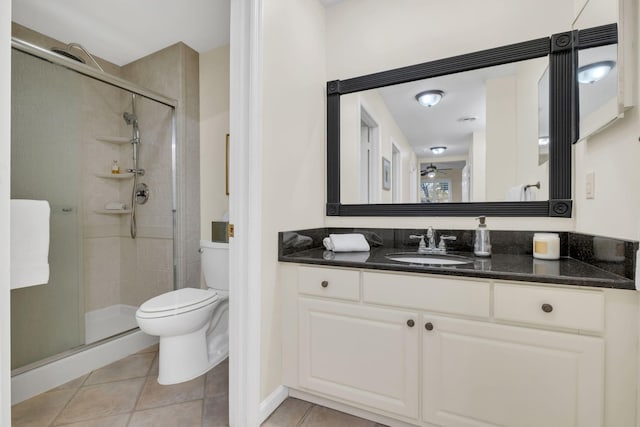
left=10, top=37, right=179, bottom=374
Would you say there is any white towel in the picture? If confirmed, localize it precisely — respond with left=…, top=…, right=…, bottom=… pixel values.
left=323, top=233, right=370, bottom=252
left=323, top=250, right=370, bottom=263
left=10, top=199, right=50, bottom=289
left=104, top=201, right=127, bottom=210
left=524, top=187, right=537, bottom=201
left=506, top=185, right=525, bottom=201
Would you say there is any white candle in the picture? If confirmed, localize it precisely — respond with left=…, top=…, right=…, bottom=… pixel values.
left=533, top=233, right=560, bottom=260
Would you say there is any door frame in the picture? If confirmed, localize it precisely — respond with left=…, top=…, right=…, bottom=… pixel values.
left=229, top=0, right=264, bottom=425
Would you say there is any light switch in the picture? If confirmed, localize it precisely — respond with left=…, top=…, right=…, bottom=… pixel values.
left=585, top=172, right=595, bottom=199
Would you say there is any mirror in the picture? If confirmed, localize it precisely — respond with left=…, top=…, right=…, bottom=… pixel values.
left=538, top=66, right=550, bottom=165
left=573, top=17, right=620, bottom=140
left=340, top=57, right=549, bottom=205
left=577, top=44, right=618, bottom=139
left=327, top=34, right=577, bottom=217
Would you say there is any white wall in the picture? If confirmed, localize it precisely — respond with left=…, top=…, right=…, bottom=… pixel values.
left=574, top=109, right=640, bottom=240
left=515, top=58, right=550, bottom=201
left=261, top=0, right=326, bottom=400
left=485, top=76, right=518, bottom=201
left=340, top=89, right=415, bottom=204
left=573, top=0, right=640, bottom=241
left=470, top=131, right=487, bottom=202
left=324, top=0, right=576, bottom=230
left=200, top=45, right=230, bottom=240
left=1, top=0, right=11, bottom=423
left=326, top=0, right=574, bottom=80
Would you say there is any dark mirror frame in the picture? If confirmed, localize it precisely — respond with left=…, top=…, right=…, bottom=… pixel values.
left=327, top=27, right=611, bottom=218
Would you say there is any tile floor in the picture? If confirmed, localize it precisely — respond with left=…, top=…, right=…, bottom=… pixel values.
left=12, top=345, right=384, bottom=427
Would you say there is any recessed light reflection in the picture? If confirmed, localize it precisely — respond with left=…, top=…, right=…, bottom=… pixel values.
left=577, top=61, right=615, bottom=84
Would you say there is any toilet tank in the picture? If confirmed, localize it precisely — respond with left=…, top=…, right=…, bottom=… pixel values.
left=200, top=240, right=229, bottom=291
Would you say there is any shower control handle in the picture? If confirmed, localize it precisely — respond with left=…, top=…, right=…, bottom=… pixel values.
left=134, top=183, right=150, bottom=205
left=127, top=168, right=145, bottom=176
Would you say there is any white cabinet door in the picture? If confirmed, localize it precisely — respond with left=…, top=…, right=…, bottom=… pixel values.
left=298, top=298, right=419, bottom=419
left=422, top=315, right=604, bottom=427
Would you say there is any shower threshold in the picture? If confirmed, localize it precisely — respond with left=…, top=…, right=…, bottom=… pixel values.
left=85, top=304, right=139, bottom=344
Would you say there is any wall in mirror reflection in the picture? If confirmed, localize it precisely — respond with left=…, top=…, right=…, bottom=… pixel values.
left=339, top=57, right=550, bottom=205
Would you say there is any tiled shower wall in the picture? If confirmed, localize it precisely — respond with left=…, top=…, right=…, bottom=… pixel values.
left=118, top=90, right=175, bottom=306
left=81, top=77, right=129, bottom=312
left=122, top=42, right=201, bottom=290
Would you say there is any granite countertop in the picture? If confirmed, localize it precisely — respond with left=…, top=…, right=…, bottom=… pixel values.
left=279, top=246, right=636, bottom=290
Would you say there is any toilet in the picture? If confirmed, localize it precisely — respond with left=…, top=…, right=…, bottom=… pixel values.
left=135, top=240, right=229, bottom=385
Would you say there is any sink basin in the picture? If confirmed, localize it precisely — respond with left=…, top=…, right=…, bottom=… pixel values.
left=385, top=253, right=474, bottom=266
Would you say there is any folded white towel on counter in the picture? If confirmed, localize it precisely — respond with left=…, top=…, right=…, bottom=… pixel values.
left=323, top=250, right=370, bottom=263
left=10, top=199, right=50, bottom=290
left=323, top=233, right=370, bottom=252
left=104, top=202, right=127, bottom=210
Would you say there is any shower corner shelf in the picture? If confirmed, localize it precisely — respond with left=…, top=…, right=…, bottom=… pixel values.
left=94, top=209, right=132, bottom=215
left=95, top=136, right=130, bottom=145
left=95, top=172, right=134, bottom=180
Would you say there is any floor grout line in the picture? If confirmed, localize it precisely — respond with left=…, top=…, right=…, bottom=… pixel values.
left=130, top=375, right=149, bottom=415
left=48, top=377, right=89, bottom=427
left=296, top=403, right=315, bottom=427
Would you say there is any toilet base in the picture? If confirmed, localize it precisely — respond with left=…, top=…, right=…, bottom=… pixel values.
left=157, top=323, right=225, bottom=385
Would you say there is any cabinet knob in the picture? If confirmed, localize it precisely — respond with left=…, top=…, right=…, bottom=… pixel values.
left=321, top=281, right=329, bottom=288
left=407, top=319, right=415, bottom=327
left=541, top=303, right=553, bottom=313
left=424, top=322, right=434, bottom=331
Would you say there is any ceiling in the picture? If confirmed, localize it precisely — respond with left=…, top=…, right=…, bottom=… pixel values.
left=377, top=62, right=518, bottom=160
left=12, top=0, right=230, bottom=66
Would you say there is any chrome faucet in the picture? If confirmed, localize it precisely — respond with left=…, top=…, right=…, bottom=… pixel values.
left=426, top=226, right=436, bottom=249
left=410, top=227, right=457, bottom=254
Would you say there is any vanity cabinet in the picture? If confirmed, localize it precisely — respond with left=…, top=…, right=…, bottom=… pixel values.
left=421, top=315, right=603, bottom=427
left=298, top=298, right=419, bottom=418
left=283, top=265, right=636, bottom=427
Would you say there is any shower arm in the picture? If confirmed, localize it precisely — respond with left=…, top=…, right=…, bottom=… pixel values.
left=67, top=43, right=104, bottom=72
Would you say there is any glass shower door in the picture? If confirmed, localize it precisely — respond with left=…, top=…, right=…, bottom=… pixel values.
left=10, top=50, right=84, bottom=369
left=10, top=46, right=176, bottom=372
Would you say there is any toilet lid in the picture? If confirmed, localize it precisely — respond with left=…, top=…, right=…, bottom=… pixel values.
left=138, top=288, right=218, bottom=314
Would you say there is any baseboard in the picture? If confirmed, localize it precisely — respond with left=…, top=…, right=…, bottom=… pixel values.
left=289, top=388, right=424, bottom=427
left=258, top=385, right=289, bottom=424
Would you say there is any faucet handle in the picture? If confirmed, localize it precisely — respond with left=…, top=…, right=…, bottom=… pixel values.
left=438, top=235, right=457, bottom=249
left=409, top=234, right=426, bottom=249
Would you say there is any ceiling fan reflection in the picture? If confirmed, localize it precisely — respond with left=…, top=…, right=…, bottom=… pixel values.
left=420, top=163, right=452, bottom=178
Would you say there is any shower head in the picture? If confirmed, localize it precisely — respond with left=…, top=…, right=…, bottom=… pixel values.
left=50, top=43, right=104, bottom=72
left=123, top=112, right=138, bottom=125
left=51, top=47, right=85, bottom=64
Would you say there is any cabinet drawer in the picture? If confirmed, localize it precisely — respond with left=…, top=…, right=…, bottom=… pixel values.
left=363, top=272, right=490, bottom=318
left=298, top=266, right=360, bottom=301
left=494, top=283, right=604, bottom=332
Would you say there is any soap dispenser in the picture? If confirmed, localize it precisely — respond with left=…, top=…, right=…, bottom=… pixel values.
left=474, top=216, right=491, bottom=257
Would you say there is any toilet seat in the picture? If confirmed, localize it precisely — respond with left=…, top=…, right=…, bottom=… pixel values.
left=137, top=288, right=218, bottom=319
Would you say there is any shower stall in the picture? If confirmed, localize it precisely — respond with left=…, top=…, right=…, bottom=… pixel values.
left=10, top=38, right=177, bottom=395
